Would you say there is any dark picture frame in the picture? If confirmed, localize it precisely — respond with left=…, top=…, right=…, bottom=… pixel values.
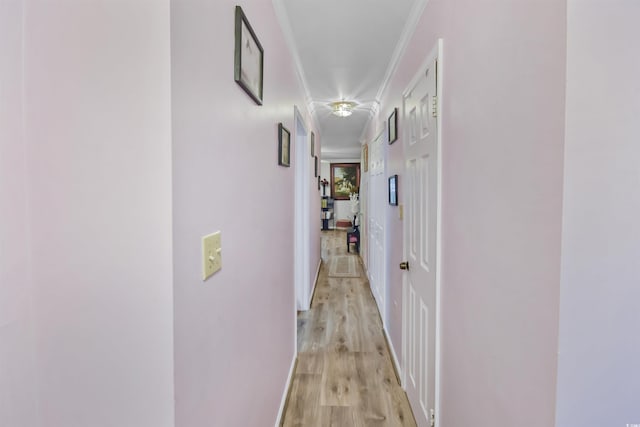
left=314, top=156, right=319, bottom=177
left=310, top=132, right=315, bottom=157
left=278, top=123, right=290, bottom=167
left=331, top=163, right=360, bottom=200
left=388, top=107, right=398, bottom=144
left=234, top=6, right=264, bottom=105
left=388, top=174, right=398, bottom=206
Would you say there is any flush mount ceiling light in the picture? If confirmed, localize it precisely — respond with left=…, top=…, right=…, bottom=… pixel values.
left=330, top=101, right=357, bottom=117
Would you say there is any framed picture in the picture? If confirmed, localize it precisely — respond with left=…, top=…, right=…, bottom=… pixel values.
left=234, top=6, right=264, bottom=105
left=388, top=174, right=398, bottom=206
left=278, top=123, right=290, bottom=167
left=388, top=107, right=398, bottom=144
left=314, top=156, right=319, bottom=177
left=310, top=132, right=315, bottom=157
left=331, top=163, right=360, bottom=200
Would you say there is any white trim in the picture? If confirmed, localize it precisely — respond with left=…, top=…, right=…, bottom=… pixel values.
left=357, top=101, right=381, bottom=145
left=375, top=0, right=429, bottom=104
left=309, top=258, right=322, bottom=305
left=434, top=39, right=444, bottom=427
left=384, top=326, right=402, bottom=381
left=381, top=134, right=389, bottom=327
left=361, top=256, right=370, bottom=283
left=274, top=353, right=297, bottom=427
left=275, top=0, right=429, bottom=146
left=400, top=39, right=443, bottom=426
left=272, top=0, right=315, bottom=121
left=358, top=0, right=429, bottom=143
left=293, top=106, right=311, bottom=311
left=401, top=268, right=407, bottom=387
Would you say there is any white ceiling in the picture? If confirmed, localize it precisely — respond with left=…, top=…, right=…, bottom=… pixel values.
left=275, top=0, right=427, bottom=159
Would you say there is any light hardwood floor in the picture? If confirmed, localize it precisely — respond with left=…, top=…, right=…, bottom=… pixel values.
left=281, top=230, right=417, bottom=427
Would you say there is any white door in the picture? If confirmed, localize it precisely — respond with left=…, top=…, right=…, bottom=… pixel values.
left=402, top=44, right=440, bottom=427
left=368, top=131, right=387, bottom=324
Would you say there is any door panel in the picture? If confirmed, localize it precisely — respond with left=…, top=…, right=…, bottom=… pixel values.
left=368, top=132, right=387, bottom=324
left=402, top=52, right=439, bottom=427
left=408, top=284, right=416, bottom=387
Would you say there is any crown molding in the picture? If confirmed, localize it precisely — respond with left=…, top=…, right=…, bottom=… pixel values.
left=374, top=0, right=429, bottom=103
left=358, top=99, right=381, bottom=143
left=274, top=0, right=427, bottom=150
left=358, top=0, right=428, bottom=144
left=272, top=0, right=317, bottom=121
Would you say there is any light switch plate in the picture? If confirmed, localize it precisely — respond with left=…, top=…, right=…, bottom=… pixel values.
left=202, top=231, right=221, bottom=280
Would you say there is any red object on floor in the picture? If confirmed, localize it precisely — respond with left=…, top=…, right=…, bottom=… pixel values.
left=336, top=219, right=352, bottom=228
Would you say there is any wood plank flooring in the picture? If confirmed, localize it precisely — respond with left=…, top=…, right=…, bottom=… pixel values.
left=281, top=230, right=416, bottom=427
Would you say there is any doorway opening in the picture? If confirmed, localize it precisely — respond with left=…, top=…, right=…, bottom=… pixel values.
left=294, top=106, right=311, bottom=312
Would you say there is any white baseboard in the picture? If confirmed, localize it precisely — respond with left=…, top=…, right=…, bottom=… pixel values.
left=315, top=258, right=321, bottom=282
left=384, top=326, right=402, bottom=386
left=274, top=353, right=297, bottom=427
left=361, top=258, right=370, bottom=282
left=276, top=260, right=320, bottom=425
left=308, top=258, right=322, bottom=307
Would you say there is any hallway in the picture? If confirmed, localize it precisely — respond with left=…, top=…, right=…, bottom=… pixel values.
left=2, top=1, right=638, bottom=426
left=281, top=231, right=416, bottom=426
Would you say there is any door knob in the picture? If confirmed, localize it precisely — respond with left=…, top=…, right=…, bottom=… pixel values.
left=399, top=261, right=409, bottom=270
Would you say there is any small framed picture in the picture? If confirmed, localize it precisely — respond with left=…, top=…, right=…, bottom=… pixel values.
left=278, top=123, right=290, bottom=167
left=388, top=174, right=398, bottom=205
left=314, top=156, right=319, bottom=177
left=388, top=107, right=398, bottom=144
left=234, top=6, right=264, bottom=105
left=311, top=132, right=315, bottom=157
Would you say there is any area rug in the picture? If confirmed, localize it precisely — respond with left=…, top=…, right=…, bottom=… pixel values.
left=328, top=255, right=360, bottom=278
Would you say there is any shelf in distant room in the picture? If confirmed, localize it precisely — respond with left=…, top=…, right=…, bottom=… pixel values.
left=321, top=196, right=334, bottom=230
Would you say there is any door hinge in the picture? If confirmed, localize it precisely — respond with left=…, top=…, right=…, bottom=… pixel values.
left=432, top=96, right=438, bottom=118
left=430, top=409, right=435, bottom=427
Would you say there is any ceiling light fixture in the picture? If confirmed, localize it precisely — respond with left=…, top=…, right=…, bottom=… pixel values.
left=330, top=101, right=356, bottom=117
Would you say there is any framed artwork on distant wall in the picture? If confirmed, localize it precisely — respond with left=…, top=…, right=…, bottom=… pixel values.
left=388, top=107, right=398, bottom=144
left=278, top=123, right=290, bottom=167
left=311, top=132, right=315, bottom=157
left=234, top=6, right=264, bottom=105
left=388, top=174, right=398, bottom=206
left=331, top=163, right=360, bottom=200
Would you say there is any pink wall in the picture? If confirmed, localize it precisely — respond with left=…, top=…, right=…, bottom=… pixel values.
left=368, top=0, right=566, bottom=425
left=171, top=1, right=316, bottom=425
left=0, top=1, right=39, bottom=425
left=1, top=0, right=319, bottom=424
left=1, top=0, right=176, bottom=425
left=556, top=1, right=640, bottom=425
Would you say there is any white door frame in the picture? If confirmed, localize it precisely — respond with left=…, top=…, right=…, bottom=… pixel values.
left=294, top=106, right=311, bottom=312
left=401, top=39, right=443, bottom=425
